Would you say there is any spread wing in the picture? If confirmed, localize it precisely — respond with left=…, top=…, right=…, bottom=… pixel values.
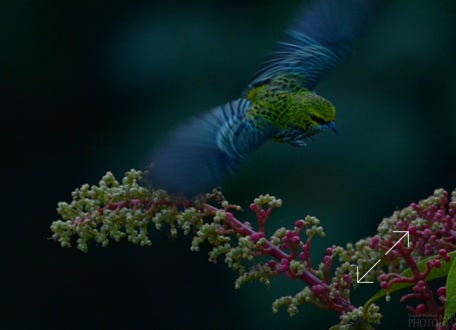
left=248, top=0, right=380, bottom=91
left=147, top=99, right=276, bottom=196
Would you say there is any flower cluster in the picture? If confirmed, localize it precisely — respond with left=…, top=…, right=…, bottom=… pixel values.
left=50, top=170, right=456, bottom=329
left=362, top=188, right=456, bottom=329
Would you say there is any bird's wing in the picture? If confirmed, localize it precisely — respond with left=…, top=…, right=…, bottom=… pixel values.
left=147, top=98, right=276, bottom=196
left=248, top=0, right=380, bottom=91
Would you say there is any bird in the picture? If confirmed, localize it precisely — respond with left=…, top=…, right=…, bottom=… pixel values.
left=147, top=0, right=379, bottom=196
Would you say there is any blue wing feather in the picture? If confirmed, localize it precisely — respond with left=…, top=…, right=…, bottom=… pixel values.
left=147, top=0, right=381, bottom=195
left=147, top=98, right=276, bottom=196
left=249, top=0, right=380, bottom=91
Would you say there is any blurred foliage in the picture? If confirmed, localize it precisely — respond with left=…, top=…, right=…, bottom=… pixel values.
left=4, top=0, right=455, bottom=329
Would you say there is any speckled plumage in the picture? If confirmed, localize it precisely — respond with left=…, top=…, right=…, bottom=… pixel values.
left=148, top=0, right=379, bottom=195
left=245, top=75, right=336, bottom=146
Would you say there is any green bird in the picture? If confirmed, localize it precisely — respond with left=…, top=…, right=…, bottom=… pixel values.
left=148, top=0, right=379, bottom=195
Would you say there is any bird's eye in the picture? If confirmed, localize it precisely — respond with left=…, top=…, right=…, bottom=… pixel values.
left=310, top=114, right=326, bottom=125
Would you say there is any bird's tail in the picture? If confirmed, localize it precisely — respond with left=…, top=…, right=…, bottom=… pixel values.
left=146, top=98, right=274, bottom=196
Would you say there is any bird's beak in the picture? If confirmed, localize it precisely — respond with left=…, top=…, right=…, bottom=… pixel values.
left=326, top=121, right=339, bottom=134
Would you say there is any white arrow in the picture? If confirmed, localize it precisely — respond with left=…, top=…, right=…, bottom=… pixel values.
left=356, top=259, right=381, bottom=283
left=385, top=231, right=410, bottom=255
left=356, top=231, right=410, bottom=284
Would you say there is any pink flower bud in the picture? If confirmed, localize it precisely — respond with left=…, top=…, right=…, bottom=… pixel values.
left=286, top=230, right=295, bottom=238
left=437, top=286, right=446, bottom=297
left=411, top=203, right=421, bottom=212
left=311, top=284, right=324, bottom=295
left=278, top=260, right=289, bottom=273
left=415, top=304, right=427, bottom=314
left=413, top=281, right=426, bottom=292
left=439, top=249, right=448, bottom=257
left=295, top=220, right=306, bottom=228
left=250, top=232, right=264, bottom=242
left=291, top=235, right=300, bottom=245
left=423, top=229, right=432, bottom=238
left=369, top=236, right=380, bottom=249
left=280, top=258, right=290, bottom=265
left=267, top=260, right=277, bottom=269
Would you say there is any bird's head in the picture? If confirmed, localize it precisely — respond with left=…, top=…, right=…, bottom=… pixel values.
left=292, top=92, right=337, bottom=135
left=273, top=92, right=337, bottom=147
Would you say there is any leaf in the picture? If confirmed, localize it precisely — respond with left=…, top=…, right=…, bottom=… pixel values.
left=444, top=255, right=456, bottom=325
left=364, top=250, right=456, bottom=308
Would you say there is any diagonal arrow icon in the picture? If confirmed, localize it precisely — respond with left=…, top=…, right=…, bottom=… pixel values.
left=385, top=231, right=410, bottom=255
left=356, top=259, right=382, bottom=283
left=356, top=231, right=410, bottom=284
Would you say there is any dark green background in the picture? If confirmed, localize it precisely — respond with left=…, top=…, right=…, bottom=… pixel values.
left=4, top=0, right=455, bottom=329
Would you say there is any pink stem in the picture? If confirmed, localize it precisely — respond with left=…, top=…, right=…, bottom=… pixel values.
left=204, top=203, right=355, bottom=313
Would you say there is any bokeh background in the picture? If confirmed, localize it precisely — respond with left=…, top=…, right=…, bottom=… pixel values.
left=4, top=0, right=456, bottom=329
